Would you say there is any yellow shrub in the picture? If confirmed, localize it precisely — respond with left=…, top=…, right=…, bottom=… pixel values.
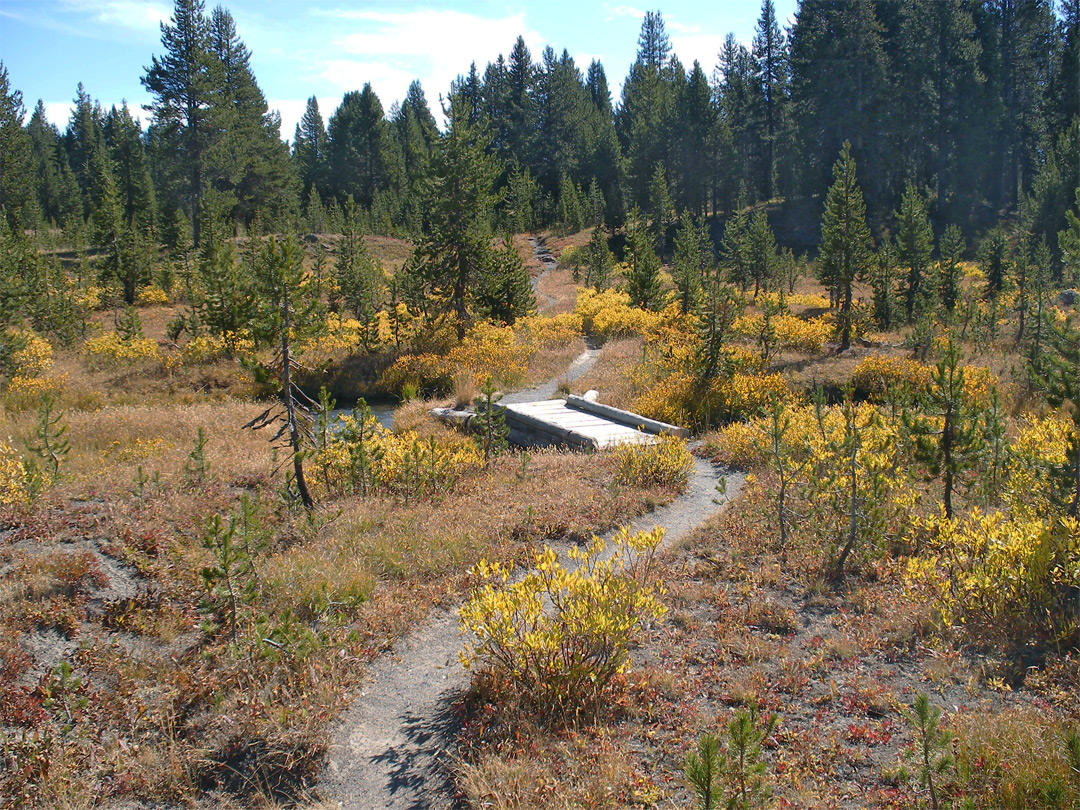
left=76, top=286, right=104, bottom=311
left=514, top=312, right=583, bottom=349
left=299, top=313, right=368, bottom=359
left=173, top=332, right=253, bottom=366
left=372, top=430, right=483, bottom=497
left=380, top=352, right=448, bottom=395
left=706, top=420, right=768, bottom=468
left=314, top=415, right=482, bottom=499
left=633, top=370, right=794, bottom=429
left=1005, top=415, right=1073, bottom=519
left=84, top=332, right=161, bottom=369
left=0, top=441, right=26, bottom=509
left=851, top=354, right=932, bottom=400
left=9, top=331, right=53, bottom=378
left=459, top=526, right=668, bottom=715
left=3, top=374, right=68, bottom=413
left=907, top=510, right=1080, bottom=650
left=613, top=434, right=694, bottom=490
left=575, top=287, right=661, bottom=339
left=447, top=322, right=532, bottom=388
left=961, top=363, right=1000, bottom=407
left=136, top=286, right=169, bottom=306
left=733, top=313, right=833, bottom=352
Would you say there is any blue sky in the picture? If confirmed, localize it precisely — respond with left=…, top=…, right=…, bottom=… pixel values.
left=1, top=1, right=797, bottom=140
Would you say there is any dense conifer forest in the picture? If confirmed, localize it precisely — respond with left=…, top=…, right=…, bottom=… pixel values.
left=0, top=1, right=1078, bottom=809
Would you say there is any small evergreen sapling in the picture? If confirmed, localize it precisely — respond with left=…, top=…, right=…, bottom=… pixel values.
left=473, top=378, right=508, bottom=464
left=184, top=426, right=210, bottom=485
left=685, top=707, right=779, bottom=810
left=26, top=392, right=69, bottom=479
left=902, top=692, right=954, bottom=810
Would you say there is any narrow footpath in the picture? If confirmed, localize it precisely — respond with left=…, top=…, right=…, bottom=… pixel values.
left=319, top=355, right=745, bottom=810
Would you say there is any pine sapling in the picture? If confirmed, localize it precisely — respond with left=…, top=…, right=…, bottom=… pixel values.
left=473, top=377, right=508, bottom=464
left=686, top=708, right=778, bottom=810
left=26, top=392, right=70, bottom=479
left=903, top=692, right=953, bottom=810
left=685, top=732, right=720, bottom=810
left=184, top=426, right=210, bottom=485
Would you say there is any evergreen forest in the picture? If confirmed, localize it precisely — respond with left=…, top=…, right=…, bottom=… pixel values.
left=0, top=1, right=1079, bottom=808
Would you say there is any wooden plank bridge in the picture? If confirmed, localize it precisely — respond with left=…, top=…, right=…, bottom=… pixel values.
left=432, top=393, right=688, bottom=450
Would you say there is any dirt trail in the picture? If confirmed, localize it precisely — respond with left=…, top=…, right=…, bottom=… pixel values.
left=527, top=236, right=560, bottom=312
left=319, top=452, right=745, bottom=810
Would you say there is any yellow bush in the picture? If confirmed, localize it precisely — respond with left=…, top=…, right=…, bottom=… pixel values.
left=76, top=286, right=104, bottom=311
left=575, top=287, right=661, bottom=339
left=961, top=363, right=1000, bottom=407
left=136, top=286, right=169, bottom=306
left=706, top=420, right=768, bottom=469
left=173, top=332, right=253, bottom=366
left=314, top=414, right=482, bottom=499
left=906, top=510, right=1080, bottom=650
left=84, top=332, right=161, bottom=369
left=0, top=441, right=26, bottom=509
left=459, top=526, right=668, bottom=715
left=633, top=370, right=794, bottom=429
left=1005, top=415, right=1073, bottom=519
left=299, top=313, right=368, bottom=359
left=851, top=354, right=932, bottom=400
left=380, top=352, right=448, bottom=395
left=447, top=322, right=532, bottom=388
left=3, top=374, right=68, bottom=413
left=613, top=434, right=694, bottom=490
left=733, top=313, right=833, bottom=352
left=514, top=312, right=584, bottom=349
left=8, top=331, right=53, bottom=378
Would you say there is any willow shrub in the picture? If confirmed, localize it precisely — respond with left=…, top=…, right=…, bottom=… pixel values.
left=614, top=434, right=693, bottom=491
left=459, top=526, right=668, bottom=719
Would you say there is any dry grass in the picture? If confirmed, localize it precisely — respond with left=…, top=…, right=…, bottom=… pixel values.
left=571, top=337, right=645, bottom=408
left=0, top=361, right=667, bottom=809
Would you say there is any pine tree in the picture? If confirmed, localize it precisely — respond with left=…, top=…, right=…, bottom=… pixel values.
left=745, top=209, right=778, bottom=297
left=978, top=226, right=1010, bottom=299
left=673, top=211, right=710, bottom=314
left=293, top=96, right=326, bottom=203
left=1034, top=312, right=1080, bottom=515
left=624, top=208, right=663, bottom=310
left=647, top=162, right=673, bottom=256
left=142, top=0, right=218, bottom=247
left=752, top=0, right=788, bottom=200
left=819, top=142, right=872, bottom=350
left=417, top=94, right=502, bottom=339
left=721, top=203, right=750, bottom=291
left=336, top=197, right=382, bottom=344
left=245, top=236, right=318, bottom=510
left=871, top=239, right=898, bottom=330
left=0, top=64, right=38, bottom=229
left=479, top=235, right=534, bottom=326
left=896, top=181, right=934, bottom=322
left=937, top=224, right=965, bottom=314
left=584, top=225, right=614, bottom=291
left=904, top=336, right=982, bottom=519
left=327, top=84, right=394, bottom=209
left=103, top=103, right=156, bottom=233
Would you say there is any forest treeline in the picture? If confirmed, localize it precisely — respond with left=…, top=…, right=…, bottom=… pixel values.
left=0, top=0, right=1078, bottom=261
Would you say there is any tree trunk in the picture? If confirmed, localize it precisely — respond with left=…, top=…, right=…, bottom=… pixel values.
left=281, top=286, right=314, bottom=510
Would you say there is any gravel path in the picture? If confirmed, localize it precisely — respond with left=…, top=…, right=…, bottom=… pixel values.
left=319, top=456, right=745, bottom=809
left=528, top=236, right=560, bottom=312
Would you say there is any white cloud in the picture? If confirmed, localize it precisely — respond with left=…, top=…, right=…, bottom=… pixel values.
left=43, top=101, right=76, bottom=129
left=59, top=0, right=170, bottom=35
left=669, top=32, right=724, bottom=73
left=603, top=4, right=646, bottom=22
left=310, top=7, right=543, bottom=115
